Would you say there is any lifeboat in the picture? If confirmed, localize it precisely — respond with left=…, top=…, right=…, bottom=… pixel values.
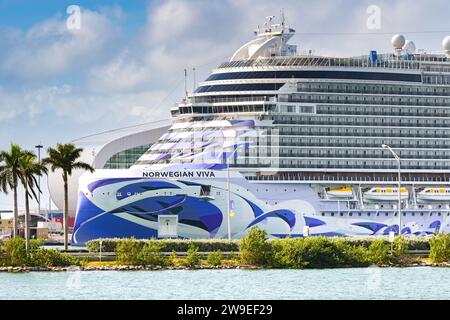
left=326, top=186, right=353, bottom=198
left=364, top=187, right=408, bottom=201
left=417, top=188, right=450, bottom=201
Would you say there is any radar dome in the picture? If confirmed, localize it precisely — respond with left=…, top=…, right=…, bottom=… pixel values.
left=403, top=40, right=416, bottom=54
left=443, top=36, right=450, bottom=52
left=392, top=34, right=406, bottom=49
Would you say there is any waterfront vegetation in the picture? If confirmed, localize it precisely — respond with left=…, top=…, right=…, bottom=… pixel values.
left=87, top=238, right=240, bottom=253
left=1, top=228, right=450, bottom=270
left=0, top=142, right=94, bottom=252
left=42, top=144, right=94, bottom=250
left=429, top=233, right=450, bottom=263
left=0, top=237, right=79, bottom=268
left=83, top=228, right=450, bottom=270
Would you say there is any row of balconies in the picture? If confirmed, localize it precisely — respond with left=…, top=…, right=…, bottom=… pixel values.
left=315, top=111, right=450, bottom=117
left=274, top=120, right=450, bottom=128
left=245, top=175, right=450, bottom=182
left=277, top=142, right=450, bottom=149
left=293, top=87, right=450, bottom=96
left=280, top=97, right=450, bottom=107
left=275, top=153, right=450, bottom=160
left=277, top=131, right=450, bottom=138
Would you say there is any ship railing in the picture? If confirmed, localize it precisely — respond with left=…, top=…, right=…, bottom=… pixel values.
left=189, top=96, right=277, bottom=104
left=218, top=55, right=422, bottom=71
left=245, top=175, right=450, bottom=183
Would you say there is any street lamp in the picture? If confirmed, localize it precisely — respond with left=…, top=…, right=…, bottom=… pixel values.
left=382, top=144, right=402, bottom=236
left=226, top=147, right=240, bottom=241
left=35, top=144, right=44, bottom=219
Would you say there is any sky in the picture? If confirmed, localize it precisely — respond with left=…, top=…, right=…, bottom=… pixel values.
left=0, top=0, right=449, bottom=210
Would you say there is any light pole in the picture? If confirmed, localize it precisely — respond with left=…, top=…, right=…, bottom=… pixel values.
left=382, top=144, right=402, bottom=237
left=35, top=144, right=43, bottom=219
left=226, top=148, right=240, bottom=241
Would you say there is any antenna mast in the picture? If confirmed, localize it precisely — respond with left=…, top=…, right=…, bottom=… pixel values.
left=192, top=67, right=196, bottom=92
left=184, top=68, right=188, bottom=98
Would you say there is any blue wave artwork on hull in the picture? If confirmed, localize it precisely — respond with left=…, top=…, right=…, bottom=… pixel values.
left=72, top=159, right=447, bottom=245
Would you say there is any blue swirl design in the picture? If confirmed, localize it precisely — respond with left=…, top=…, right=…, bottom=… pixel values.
left=116, top=181, right=180, bottom=200
left=73, top=211, right=158, bottom=245
left=352, top=222, right=387, bottom=234
left=88, top=178, right=142, bottom=193
left=382, top=225, right=399, bottom=235
left=304, top=217, right=326, bottom=228
left=429, top=220, right=441, bottom=230
left=240, top=197, right=264, bottom=218
left=73, top=192, right=104, bottom=229
left=73, top=194, right=224, bottom=244
left=247, top=209, right=296, bottom=231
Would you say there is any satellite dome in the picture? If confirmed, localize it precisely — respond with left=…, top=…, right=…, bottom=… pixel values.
left=443, top=36, right=450, bottom=52
left=391, top=34, right=406, bottom=49
left=403, top=40, right=416, bottom=54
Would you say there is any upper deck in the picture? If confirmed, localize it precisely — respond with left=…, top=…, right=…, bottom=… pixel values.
left=216, top=53, right=450, bottom=73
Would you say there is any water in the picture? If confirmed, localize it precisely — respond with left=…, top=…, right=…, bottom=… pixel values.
left=1, top=267, right=450, bottom=300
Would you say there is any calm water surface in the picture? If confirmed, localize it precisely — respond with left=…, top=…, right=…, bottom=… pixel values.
left=2, top=267, right=450, bottom=300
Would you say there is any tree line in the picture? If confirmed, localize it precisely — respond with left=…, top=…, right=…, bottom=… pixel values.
left=0, top=143, right=94, bottom=251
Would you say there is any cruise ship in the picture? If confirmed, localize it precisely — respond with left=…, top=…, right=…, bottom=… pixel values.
left=72, top=15, right=450, bottom=244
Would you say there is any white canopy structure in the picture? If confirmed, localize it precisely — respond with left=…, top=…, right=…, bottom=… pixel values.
left=230, top=15, right=297, bottom=62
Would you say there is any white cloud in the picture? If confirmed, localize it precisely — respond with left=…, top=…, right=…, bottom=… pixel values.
left=1, top=0, right=449, bottom=130
left=1, top=8, right=122, bottom=81
left=149, top=0, right=197, bottom=42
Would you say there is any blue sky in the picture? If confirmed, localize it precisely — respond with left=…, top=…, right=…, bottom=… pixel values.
left=0, top=0, right=449, bottom=209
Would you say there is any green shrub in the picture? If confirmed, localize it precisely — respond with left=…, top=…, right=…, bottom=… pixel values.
left=239, top=227, right=271, bottom=266
left=227, top=252, right=239, bottom=261
left=392, top=236, right=409, bottom=260
left=0, top=241, right=5, bottom=266
left=139, top=242, right=168, bottom=266
left=206, top=250, right=224, bottom=266
left=300, top=237, right=350, bottom=268
left=31, top=248, right=80, bottom=267
left=169, top=250, right=179, bottom=266
left=430, top=233, right=450, bottom=263
left=333, top=239, right=370, bottom=267
left=2, top=237, right=28, bottom=266
left=116, top=238, right=142, bottom=265
left=271, top=238, right=308, bottom=269
left=87, top=238, right=239, bottom=253
left=367, top=239, right=392, bottom=265
left=183, top=245, right=202, bottom=268
left=271, top=237, right=368, bottom=269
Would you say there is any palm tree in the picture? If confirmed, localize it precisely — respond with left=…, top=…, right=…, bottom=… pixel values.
left=0, top=144, right=34, bottom=238
left=42, top=143, right=94, bottom=250
left=17, top=153, right=47, bottom=251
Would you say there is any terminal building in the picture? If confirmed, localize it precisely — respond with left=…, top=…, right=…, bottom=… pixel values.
left=47, top=120, right=171, bottom=218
